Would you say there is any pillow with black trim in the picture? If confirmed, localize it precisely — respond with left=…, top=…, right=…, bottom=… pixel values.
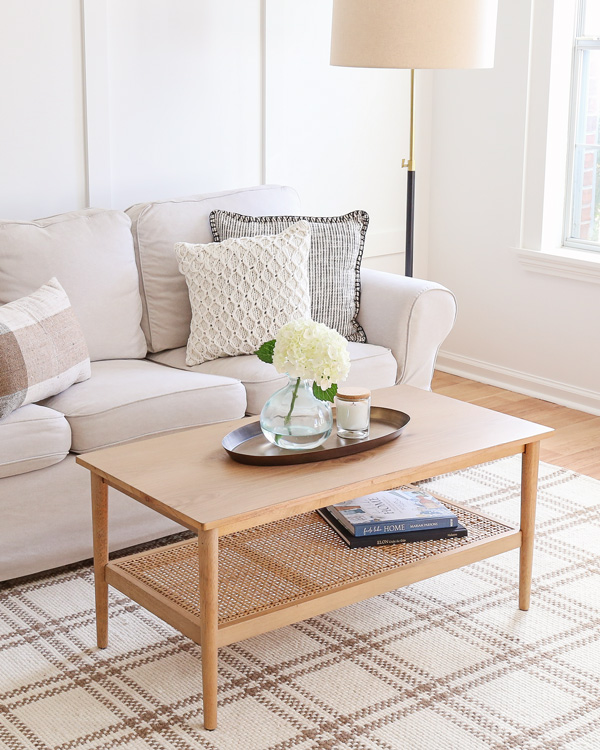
left=210, top=209, right=368, bottom=343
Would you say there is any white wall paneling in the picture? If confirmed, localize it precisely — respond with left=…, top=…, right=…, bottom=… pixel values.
left=0, top=0, right=86, bottom=219
left=104, top=0, right=263, bottom=209
left=1, top=0, right=408, bottom=275
left=6, top=0, right=596, bottom=413
left=82, top=0, right=112, bottom=207
left=263, top=0, right=419, bottom=272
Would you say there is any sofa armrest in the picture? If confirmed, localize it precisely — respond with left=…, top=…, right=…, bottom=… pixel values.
left=357, top=267, right=457, bottom=390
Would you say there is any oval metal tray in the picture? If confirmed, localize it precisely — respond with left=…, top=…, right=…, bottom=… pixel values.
left=222, top=407, right=410, bottom=466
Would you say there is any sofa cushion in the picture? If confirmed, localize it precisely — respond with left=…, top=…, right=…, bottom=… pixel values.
left=210, top=209, right=369, bottom=343
left=175, top=222, right=312, bottom=366
left=0, top=404, right=71, bottom=478
left=0, top=278, right=91, bottom=419
left=0, top=208, right=146, bottom=361
left=149, top=342, right=397, bottom=415
left=41, top=359, right=246, bottom=452
left=126, top=185, right=301, bottom=353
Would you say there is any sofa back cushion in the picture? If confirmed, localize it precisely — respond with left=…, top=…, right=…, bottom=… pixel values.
left=126, top=185, right=301, bottom=353
left=0, top=208, right=147, bottom=361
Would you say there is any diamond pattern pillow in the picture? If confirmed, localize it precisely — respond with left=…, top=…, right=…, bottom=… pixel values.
left=0, top=278, right=91, bottom=419
left=175, top=221, right=312, bottom=366
left=209, top=209, right=368, bottom=342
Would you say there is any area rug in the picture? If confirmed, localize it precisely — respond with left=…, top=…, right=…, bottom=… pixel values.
left=1, top=457, right=599, bottom=750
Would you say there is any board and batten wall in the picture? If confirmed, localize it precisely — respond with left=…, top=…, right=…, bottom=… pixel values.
left=0, top=0, right=421, bottom=274
left=2, top=0, right=598, bottom=414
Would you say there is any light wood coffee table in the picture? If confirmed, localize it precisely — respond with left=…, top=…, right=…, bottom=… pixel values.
left=77, top=384, right=553, bottom=730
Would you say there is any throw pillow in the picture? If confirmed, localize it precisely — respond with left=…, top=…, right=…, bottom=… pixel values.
left=0, top=278, right=91, bottom=419
left=209, top=209, right=369, bottom=343
left=175, top=221, right=312, bottom=366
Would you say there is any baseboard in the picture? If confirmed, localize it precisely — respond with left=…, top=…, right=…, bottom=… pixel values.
left=436, top=351, right=600, bottom=416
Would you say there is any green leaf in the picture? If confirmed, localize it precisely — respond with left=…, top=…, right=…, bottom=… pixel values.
left=255, top=339, right=276, bottom=364
left=313, top=382, right=338, bottom=403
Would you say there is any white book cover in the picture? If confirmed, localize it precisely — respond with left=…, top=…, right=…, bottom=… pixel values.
left=327, top=486, right=458, bottom=536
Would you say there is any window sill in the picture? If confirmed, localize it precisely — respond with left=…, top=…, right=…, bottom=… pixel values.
left=516, top=247, right=600, bottom=284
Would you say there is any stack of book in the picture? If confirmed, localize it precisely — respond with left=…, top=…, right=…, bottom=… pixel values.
left=318, top=486, right=467, bottom=548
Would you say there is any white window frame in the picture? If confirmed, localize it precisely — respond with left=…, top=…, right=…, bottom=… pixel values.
left=563, top=0, right=600, bottom=251
left=517, top=0, right=600, bottom=283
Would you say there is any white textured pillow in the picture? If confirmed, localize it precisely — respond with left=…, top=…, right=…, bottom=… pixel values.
left=175, top=221, right=312, bottom=366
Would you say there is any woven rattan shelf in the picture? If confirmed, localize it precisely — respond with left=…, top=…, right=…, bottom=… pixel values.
left=106, top=504, right=517, bottom=646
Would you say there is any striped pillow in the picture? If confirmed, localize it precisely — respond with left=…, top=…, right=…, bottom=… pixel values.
left=209, top=210, right=368, bottom=343
left=0, top=278, right=91, bottom=419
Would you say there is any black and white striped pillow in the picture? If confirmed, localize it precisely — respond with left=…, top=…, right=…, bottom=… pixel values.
left=209, top=210, right=368, bottom=343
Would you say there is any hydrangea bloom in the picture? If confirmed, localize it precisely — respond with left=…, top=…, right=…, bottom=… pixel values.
left=272, top=319, right=350, bottom=390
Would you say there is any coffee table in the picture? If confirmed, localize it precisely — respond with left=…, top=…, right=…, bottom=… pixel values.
left=77, top=384, right=553, bottom=730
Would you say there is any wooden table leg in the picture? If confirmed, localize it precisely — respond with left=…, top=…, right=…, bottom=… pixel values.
left=91, top=473, right=109, bottom=648
left=519, top=440, right=540, bottom=611
left=198, top=528, right=219, bottom=730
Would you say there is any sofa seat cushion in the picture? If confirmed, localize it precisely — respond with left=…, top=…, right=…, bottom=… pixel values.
left=0, top=404, right=71, bottom=478
left=41, top=359, right=246, bottom=453
left=149, top=342, right=397, bottom=416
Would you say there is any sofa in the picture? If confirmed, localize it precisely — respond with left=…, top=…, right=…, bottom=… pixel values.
left=0, top=185, right=457, bottom=581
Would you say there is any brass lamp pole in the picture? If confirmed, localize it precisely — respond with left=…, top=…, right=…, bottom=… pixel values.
left=330, top=0, right=498, bottom=278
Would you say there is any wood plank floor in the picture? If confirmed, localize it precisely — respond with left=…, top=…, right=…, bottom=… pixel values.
left=432, top=371, right=600, bottom=480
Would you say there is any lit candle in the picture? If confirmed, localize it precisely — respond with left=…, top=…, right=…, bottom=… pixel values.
left=335, top=388, right=371, bottom=439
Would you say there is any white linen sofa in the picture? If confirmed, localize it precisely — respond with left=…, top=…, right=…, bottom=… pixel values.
left=0, top=185, right=457, bottom=581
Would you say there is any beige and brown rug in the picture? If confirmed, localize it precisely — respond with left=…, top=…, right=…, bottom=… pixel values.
left=1, top=457, right=599, bottom=750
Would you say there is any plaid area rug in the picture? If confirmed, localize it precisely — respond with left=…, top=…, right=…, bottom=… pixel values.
left=1, top=457, right=599, bottom=750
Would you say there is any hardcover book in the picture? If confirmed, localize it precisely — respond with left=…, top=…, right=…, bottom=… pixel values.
left=317, top=507, right=467, bottom=548
left=326, top=486, right=459, bottom=537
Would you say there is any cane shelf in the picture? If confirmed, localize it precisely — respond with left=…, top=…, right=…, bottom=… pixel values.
left=106, top=500, right=517, bottom=647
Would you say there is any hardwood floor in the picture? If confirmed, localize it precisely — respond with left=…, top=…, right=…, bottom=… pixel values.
left=432, top=371, right=600, bottom=480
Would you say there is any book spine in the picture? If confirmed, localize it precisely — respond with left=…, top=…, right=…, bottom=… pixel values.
left=352, top=526, right=467, bottom=548
left=329, top=510, right=458, bottom=537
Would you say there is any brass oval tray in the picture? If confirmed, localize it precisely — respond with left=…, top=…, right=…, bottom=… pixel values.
left=222, top=407, right=410, bottom=466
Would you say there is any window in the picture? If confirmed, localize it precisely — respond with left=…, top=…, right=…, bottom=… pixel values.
left=565, top=0, right=600, bottom=250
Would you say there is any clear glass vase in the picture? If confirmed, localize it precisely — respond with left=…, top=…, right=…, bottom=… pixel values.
left=260, top=376, right=333, bottom=450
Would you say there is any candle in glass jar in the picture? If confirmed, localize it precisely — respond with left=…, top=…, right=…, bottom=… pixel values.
left=335, top=387, right=371, bottom=439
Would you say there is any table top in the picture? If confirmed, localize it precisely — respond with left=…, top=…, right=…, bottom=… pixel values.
left=77, top=385, right=553, bottom=534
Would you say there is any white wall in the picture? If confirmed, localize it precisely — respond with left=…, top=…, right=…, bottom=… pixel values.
left=0, top=0, right=86, bottom=219
left=263, top=0, right=429, bottom=275
left=104, top=0, right=263, bottom=208
left=430, top=0, right=600, bottom=414
left=0, top=0, right=410, bottom=272
left=2, top=0, right=597, bottom=413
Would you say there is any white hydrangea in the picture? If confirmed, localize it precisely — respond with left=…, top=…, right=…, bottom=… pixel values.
left=272, top=318, right=351, bottom=389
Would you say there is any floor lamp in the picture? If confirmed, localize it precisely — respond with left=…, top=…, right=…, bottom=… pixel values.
left=330, top=0, right=498, bottom=277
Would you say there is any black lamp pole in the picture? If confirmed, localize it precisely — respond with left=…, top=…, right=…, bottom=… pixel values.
left=402, top=70, right=416, bottom=278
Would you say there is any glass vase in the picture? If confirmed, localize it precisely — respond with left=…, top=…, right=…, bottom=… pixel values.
left=260, top=376, right=333, bottom=450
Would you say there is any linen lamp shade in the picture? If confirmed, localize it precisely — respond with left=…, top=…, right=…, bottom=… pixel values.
left=331, top=0, right=498, bottom=70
